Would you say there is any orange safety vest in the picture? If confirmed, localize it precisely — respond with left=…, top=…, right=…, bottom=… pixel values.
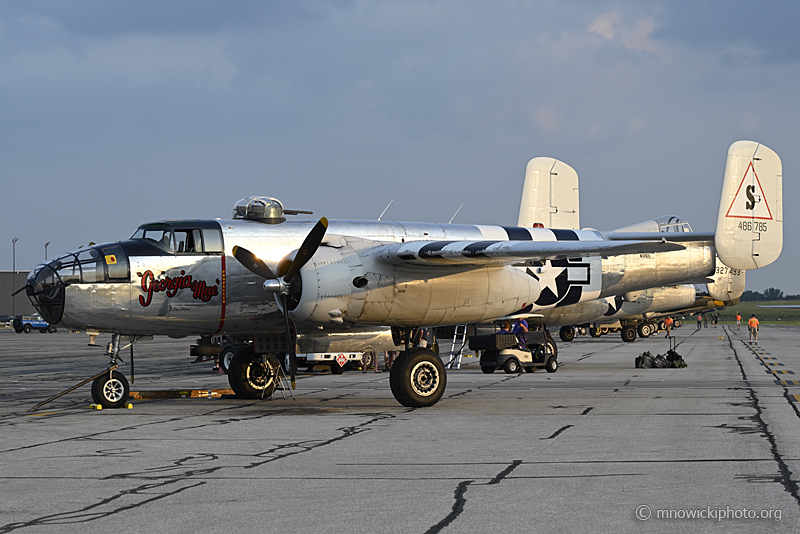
left=748, top=317, right=759, bottom=328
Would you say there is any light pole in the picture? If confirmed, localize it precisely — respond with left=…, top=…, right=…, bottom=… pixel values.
left=12, top=237, right=19, bottom=318
left=45, top=241, right=51, bottom=260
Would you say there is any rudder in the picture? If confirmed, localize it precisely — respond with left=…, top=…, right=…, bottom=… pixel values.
left=715, top=140, right=782, bottom=270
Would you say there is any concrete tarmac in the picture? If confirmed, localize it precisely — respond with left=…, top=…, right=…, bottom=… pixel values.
left=0, top=325, right=798, bottom=533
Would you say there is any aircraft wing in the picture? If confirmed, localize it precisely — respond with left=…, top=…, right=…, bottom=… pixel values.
left=378, top=239, right=685, bottom=266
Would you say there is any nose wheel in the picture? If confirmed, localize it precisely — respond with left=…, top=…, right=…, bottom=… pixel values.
left=91, top=370, right=130, bottom=409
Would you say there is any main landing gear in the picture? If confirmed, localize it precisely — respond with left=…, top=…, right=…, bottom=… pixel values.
left=389, top=347, right=447, bottom=407
left=227, top=346, right=280, bottom=399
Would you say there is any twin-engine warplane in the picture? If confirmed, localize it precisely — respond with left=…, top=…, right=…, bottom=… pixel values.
left=24, top=140, right=783, bottom=408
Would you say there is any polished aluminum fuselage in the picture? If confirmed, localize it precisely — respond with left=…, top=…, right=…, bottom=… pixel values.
left=42, top=218, right=715, bottom=336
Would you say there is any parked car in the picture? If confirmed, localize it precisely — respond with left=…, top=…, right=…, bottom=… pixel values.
left=13, top=315, right=57, bottom=333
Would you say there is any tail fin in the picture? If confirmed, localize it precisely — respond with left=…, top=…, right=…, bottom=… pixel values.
left=517, top=157, right=580, bottom=230
left=715, top=140, right=782, bottom=270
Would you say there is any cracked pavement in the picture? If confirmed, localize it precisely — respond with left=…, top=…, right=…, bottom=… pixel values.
left=1, top=326, right=799, bottom=532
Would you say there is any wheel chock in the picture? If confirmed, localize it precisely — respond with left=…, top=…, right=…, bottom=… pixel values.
left=124, top=403, right=133, bottom=409
left=90, top=404, right=103, bottom=410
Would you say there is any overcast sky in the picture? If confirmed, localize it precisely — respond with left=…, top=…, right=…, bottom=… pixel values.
left=2, top=0, right=798, bottom=293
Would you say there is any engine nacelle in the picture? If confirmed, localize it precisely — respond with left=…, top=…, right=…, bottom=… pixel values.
left=290, top=237, right=543, bottom=326
left=290, top=244, right=363, bottom=325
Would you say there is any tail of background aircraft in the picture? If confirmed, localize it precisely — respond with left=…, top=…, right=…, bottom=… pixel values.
left=715, top=140, right=782, bottom=270
left=517, top=157, right=580, bottom=230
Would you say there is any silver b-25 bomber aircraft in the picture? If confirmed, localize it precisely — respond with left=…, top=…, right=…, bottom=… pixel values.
left=23, top=140, right=783, bottom=409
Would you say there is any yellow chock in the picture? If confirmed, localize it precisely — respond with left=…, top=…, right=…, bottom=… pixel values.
left=90, top=404, right=103, bottom=410
left=124, top=403, right=134, bottom=409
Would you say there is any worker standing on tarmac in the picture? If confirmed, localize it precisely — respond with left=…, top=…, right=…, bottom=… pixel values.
left=736, top=312, right=742, bottom=330
left=748, top=315, right=760, bottom=342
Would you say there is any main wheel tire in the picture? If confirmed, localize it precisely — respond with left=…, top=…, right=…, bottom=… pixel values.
left=578, top=327, right=587, bottom=336
left=675, top=320, right=683, bottom=328
left=637, top=323, right=651, bottom=338
left=14, top=328, right=23, bottom=333
left=659, top=321, right=667, bottom=331
left=589, top=326, right=601, bottom=338
left=227, top=350, right=277, bottom=399
left=91, top=371, right=130, bottom=409
left=621, top=325, right=637, bottom=343
left=481, top=366, right=496, bottom=374
left=23, top=324, right=32, bottom=333
left=47, top=325, right=57, bottom=333
left=545, top=357, right=558, bottom=373
left=218, top=345, right=236, bottom=374
left=503, top=358, right=521, bottom=374
left=330, top=362, right=345, bottom=374
left=389, top=348, right=446, bottom=407
left=559, top=326, right=575, bottom=342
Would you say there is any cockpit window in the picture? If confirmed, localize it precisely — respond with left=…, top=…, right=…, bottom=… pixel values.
left=131, top=222, right=224, bottom=255
left=131, top=225, right=174, bottom=252
left=202, top=228, right=224, bottom=253
left=175, top=229, right=202, bottom=253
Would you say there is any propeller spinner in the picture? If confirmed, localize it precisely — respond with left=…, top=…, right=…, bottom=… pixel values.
left=232, top=218, right=328, bottom=389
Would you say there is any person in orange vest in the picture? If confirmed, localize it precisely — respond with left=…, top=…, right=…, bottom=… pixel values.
left=736, top=312, right=742, bottom=330
left=748, top=314, right=760, bottom=342
left=664, top=316, right=674, bottom=338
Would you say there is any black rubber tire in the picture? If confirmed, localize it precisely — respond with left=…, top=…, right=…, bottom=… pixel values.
left=330, top=362, right=344, bottom=374
left=545, top=357, right=558, bottom=373
left=480, top=366, right=496, bottom=374
left=559, top=326, right=575, bottom=342
left=621, top=325, right=637, bottom=343
left=39, top=328, right=48, bottom=333
left=91, top=371, right=130, bottom=409
left=23, top=324, right=32, bottom=333
left=503, top=358, right=520, bottom=374
left=389, top=348, right=446, bottom=407
left=637, top=323, right=651, bottom=338
left=524, top=367, right=535, bottom=373
left=227, top=349, right=277, bottom=399
left=589, top=326, right=601, bottom=338
left=659, top=321, right=667, bottom=331
left=14, top=328, right=23, bottom=333
left=578, top=327, right=587, bottom=336
left=675, top=320, right=683, bottom=328
left=218, top=345, right=236, bottom=374
left=47, top=325, right=57, bottom=333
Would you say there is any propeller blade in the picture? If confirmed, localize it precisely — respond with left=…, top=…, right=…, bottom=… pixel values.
left=284, top=217, right=328, bottom=283
left=232, top=246, right=277, bottom=279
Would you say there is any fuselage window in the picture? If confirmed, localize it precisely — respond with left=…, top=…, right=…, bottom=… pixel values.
left=77, top=249, right=103, bottom=283
left=202, top=228, right=224, bottom=253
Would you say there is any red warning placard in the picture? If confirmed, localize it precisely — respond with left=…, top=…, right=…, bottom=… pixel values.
left=725, top=161, right=773, bottom=220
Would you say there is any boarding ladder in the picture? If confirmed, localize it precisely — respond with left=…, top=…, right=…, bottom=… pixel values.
left=445, top=324, right=470, bottom=370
